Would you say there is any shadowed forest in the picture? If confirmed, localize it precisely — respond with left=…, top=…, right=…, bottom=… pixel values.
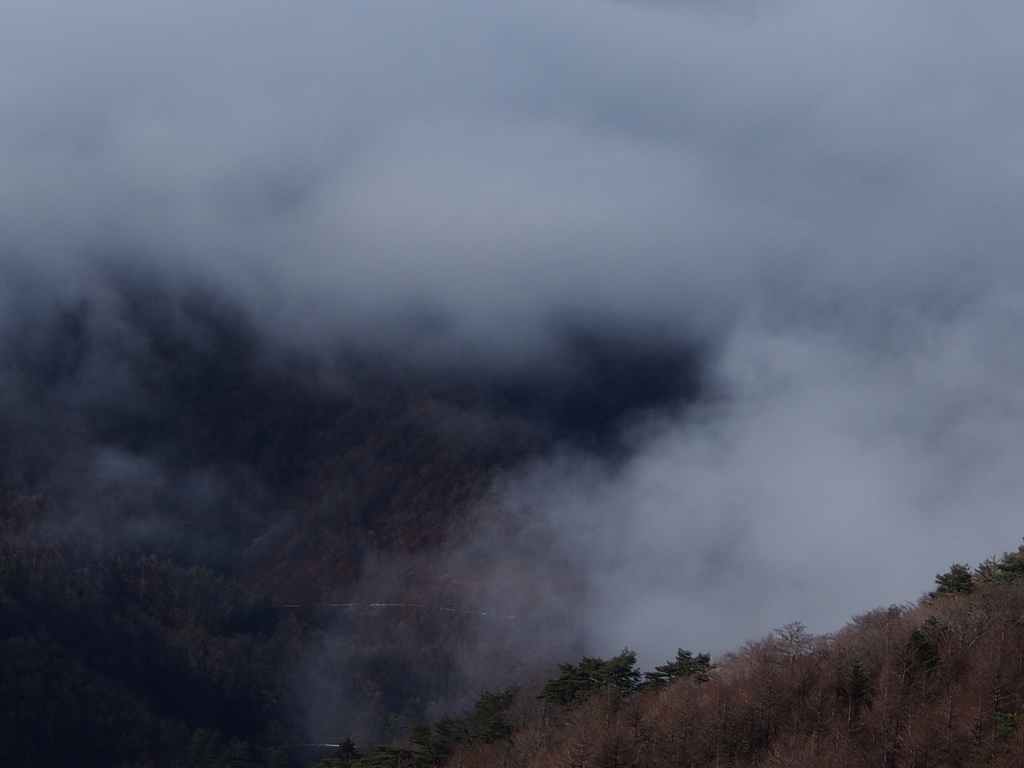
left=0, top=278, right=700, bottom=767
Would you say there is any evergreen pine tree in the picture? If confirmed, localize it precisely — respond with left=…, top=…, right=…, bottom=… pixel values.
left=644, top=649, right=714, bottom=686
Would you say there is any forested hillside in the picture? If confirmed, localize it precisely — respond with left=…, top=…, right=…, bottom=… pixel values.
left=331, top=549, right=1024, bottom=768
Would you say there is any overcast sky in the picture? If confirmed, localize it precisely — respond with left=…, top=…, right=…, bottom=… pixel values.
left=3, top=0, right=1024, bottom=663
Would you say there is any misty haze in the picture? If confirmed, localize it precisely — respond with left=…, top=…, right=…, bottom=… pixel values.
left=3, top=1, right=1024, bottom=766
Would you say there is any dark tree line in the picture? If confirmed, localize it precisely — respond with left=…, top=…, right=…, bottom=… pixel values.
left=374, top=544, right=1024, bottom=768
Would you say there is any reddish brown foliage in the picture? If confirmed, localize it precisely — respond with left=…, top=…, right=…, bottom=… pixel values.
left=452, top=584, right=1024, bottom=768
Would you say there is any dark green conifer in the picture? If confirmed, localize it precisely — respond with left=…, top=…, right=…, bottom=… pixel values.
left=332, top=737, right=362, bottom=767
left=934, top=563, right=974, bottom=595
left=539, top=649, right=641, bottom=706
left=644, top=649, right=714, bottom=686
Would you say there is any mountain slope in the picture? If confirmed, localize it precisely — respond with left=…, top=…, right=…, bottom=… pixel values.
left=421, top=553, right=1024, bottom=768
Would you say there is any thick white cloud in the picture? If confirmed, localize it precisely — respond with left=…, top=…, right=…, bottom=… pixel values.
left=500, top=291, right=1024, bottom=663
left=3, top=0, right=1021, bottom=339
left=3, top=0, right=1024, bottom=658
